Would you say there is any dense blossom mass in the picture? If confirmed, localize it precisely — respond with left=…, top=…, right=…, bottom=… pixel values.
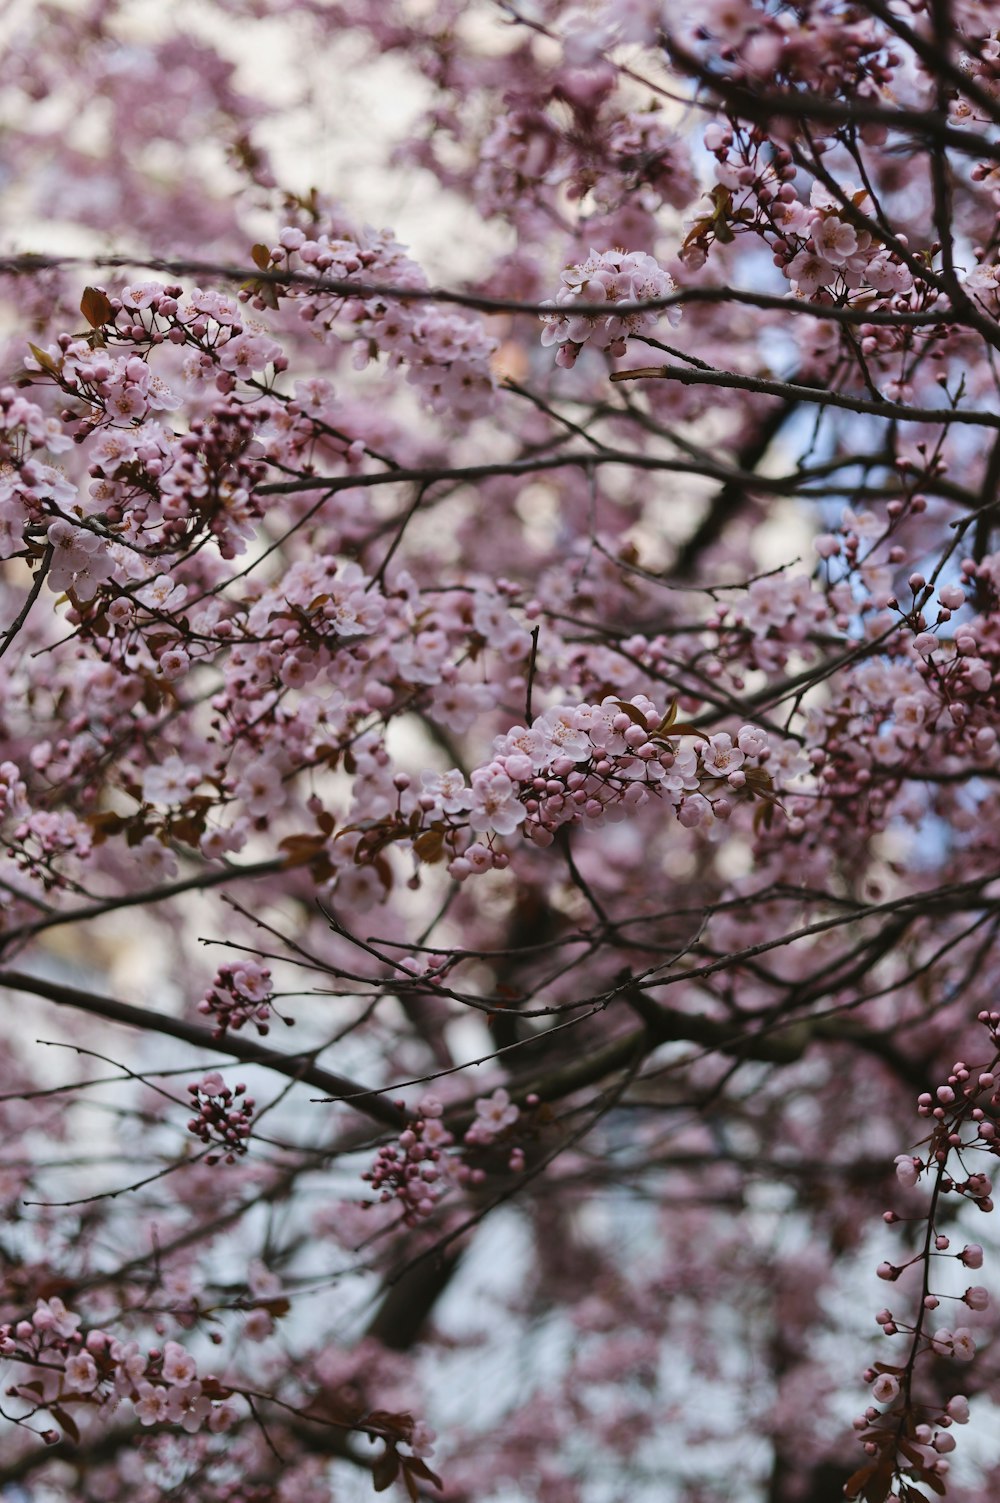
left=3, top=1, right=1000, bottom=1501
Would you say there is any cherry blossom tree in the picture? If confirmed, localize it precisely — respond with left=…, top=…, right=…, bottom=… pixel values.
left=3, top=1, right=1000, bottom=1500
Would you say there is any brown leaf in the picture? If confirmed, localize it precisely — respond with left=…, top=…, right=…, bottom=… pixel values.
left=753, top=799, right=776, bottom=833
left=248, top=278, right=281, bottom=310
left=864, top=1460, right=896, bottom=1503
left=80, top=286, right=113, bottom=328
left=170, top=814, right=207, bottom=846
left=842, top=1462, right=876, bottom=1500
left=404, top=1455, right=444, bottom=1490
left=611, top=699, right=648, bottom=727
left=413, top=827, right=445, bottom=864
left=366, top=1409, right=414, bottom=1433
left=355, top=824, right=405, bottom=863
left=259, top=1296, right=291, bottom=1317
left=681, top=216, right=712, bottom=253
left=200, top=1376, right=234, bottom=1399
left=656, top=700, right=679, bottom=733
left=86, top=810, right=127, bottom=843
left=372, top=1447, right=400, bottom=1493
left=279, top=833, right=329, bottom=868
left=50, top=1405, right=80, bottom=1445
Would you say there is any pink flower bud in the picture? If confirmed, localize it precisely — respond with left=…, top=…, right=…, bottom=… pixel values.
left=895, top=1154, right=919, bottom=1188
left=871, top=1373, right=900, bottom=1403
left=946, top=1396, right=970, bottom=1424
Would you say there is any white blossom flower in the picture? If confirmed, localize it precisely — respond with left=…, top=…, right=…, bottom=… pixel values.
left=133, top=1384, right=166, bottom=1425
left=64, top=1351, right=99, bottom=1391
left=142, top=755, right=202, bottom=805
left=474, top=1088, right=520, bottom=1135
left=469, top=764, right=526, bottom=835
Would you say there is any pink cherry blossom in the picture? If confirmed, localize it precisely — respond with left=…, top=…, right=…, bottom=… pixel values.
left=0, top=5, right=999, bottom=1499
left=871, top=1373, right=899, bottom=1404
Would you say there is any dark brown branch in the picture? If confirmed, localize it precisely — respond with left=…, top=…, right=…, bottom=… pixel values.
left=610, top=364, right=1000, bottom=428
left=0, top=969, right=410, bottom=1130
left=0, top=252, right=961, bottom=325
left=664, top=36, right=1000, bottom=158
left=0, top=547, right=51, bottom=663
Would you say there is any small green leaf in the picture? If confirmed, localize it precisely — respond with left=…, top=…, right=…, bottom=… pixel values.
left=27, top=342, right=61, bottom=376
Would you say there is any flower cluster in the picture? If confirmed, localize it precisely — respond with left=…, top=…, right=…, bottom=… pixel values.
left=0, top=1298, right=234, bottom=1440
left=186, top=1073, right=255, bottom=1163
left=428, top=699, right=779, bottom=875
left=474, top=101, right=697, bottom=224
left=255, top=220, right=498, bottom=421
left=362, top=1091, right=531, bottom=1221
left=6, top=1, right=1000, bottom=1496
left=463, top=1088, right=527, bottom=1171
left=774, top=182, right=914, bottom=302
left=0, top=761, right=28, bottom=822
left=361, top=1101, right=459, bottom=1226
left=332, top=699, right=782, bottom=896
left=20, top=287, right=275, bottom=581
left=198, top=961, right=274, bottom=1038
left=463, top=1088, right=520, bottom=1147
left=540, top=248, right=680, bottom=368
left=0, top=387, right=76, bottom=560
left=687, top=127, right=917, bottom=321
left=848, top=1016, right=1000, bottom=1500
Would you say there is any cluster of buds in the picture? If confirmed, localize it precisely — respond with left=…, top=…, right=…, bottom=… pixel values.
left=846, top=1016, right=1000, bottom=1501
left=197, top=961, right=274, bottom=1038
left=186, top=1073, right=255, bottom=1163
left=399, top=699, right=783, bottom=883
left=362, top=1102, right=459, bottom=1226
left=362, top=1091, right=537, bottom=1220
